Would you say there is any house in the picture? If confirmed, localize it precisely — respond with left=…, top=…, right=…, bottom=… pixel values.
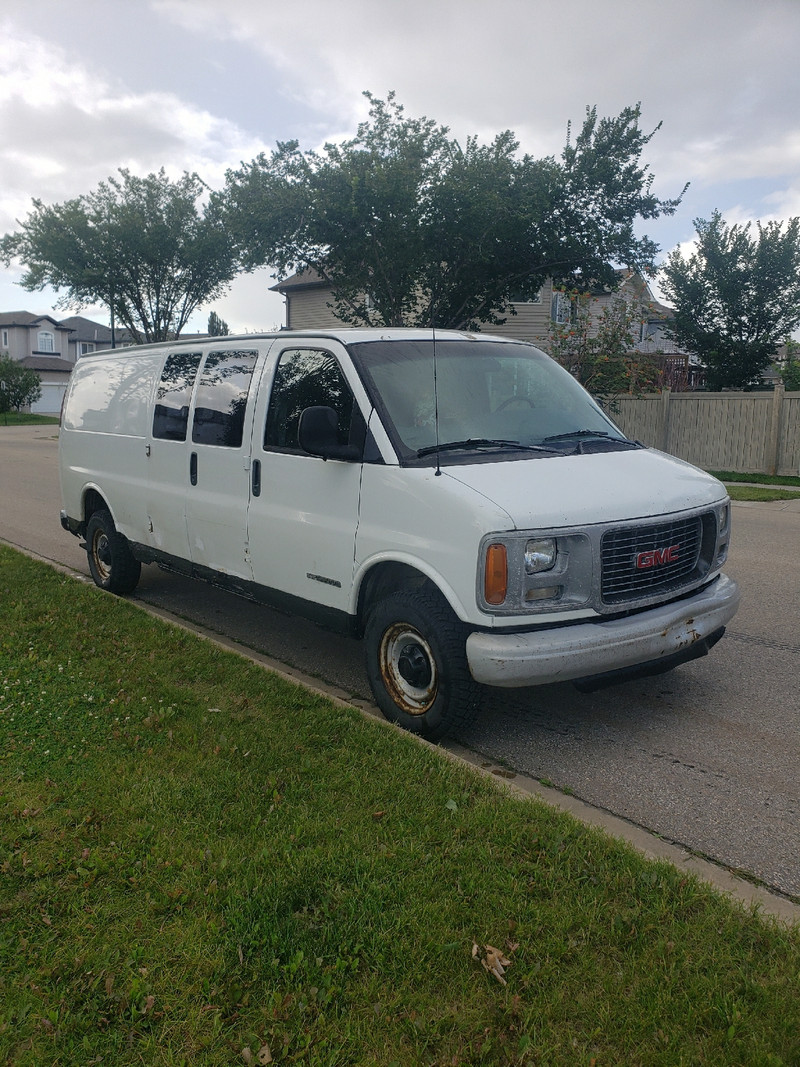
left=0, top=311, right=77, bottom=414
left=270, top=268, right=700, bottom=389
left=1, top=311, right=135, bottom=414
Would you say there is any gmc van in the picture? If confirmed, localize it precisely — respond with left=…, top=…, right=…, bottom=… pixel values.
left=59, top=329, right=740, bottom=739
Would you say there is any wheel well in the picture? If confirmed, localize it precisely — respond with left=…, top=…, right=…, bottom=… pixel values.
left=356, top=562, right=443, bottom=637
left=82, top=489, right=109, bottom=530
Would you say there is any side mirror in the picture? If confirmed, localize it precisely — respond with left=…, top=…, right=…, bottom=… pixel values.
left=298, top=406, right=361, bottom=461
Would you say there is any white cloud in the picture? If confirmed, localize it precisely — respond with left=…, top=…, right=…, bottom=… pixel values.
left=0, top=22, right=263, bottom=233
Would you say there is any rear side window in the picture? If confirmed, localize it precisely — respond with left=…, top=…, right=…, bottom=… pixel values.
left=192, top=349, right=258, bottom=447
left=264, top=348, right=357, bottom=452
left=153, top=352, right=202, bottom=441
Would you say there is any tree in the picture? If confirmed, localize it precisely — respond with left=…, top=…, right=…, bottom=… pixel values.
left=1, top=169, right=237, bottom=345
left=546, top=291, right=661, bottom=401
left=207, top=311, right=230, bottom=336
left=660, top=211, right=800, bottom=389
left=781, top=339, right=800, bottom=391
left=0, top=353, right=42, bottom=413
left=219, top=92, right=685, bottom=329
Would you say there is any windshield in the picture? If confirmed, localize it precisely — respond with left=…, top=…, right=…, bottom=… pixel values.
left=349, top=337, right=627, bottom=463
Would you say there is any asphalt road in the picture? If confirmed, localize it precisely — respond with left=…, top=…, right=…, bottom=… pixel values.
left=2, top=424, right=799, bottom=898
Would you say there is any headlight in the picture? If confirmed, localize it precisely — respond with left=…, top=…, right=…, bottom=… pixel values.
left=524, top=538, right=557, bottom=573
left=478, top=530, right=592, bottom=616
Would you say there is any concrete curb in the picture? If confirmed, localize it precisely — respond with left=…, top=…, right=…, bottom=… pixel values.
left=6, top=539, right=800, bottom=927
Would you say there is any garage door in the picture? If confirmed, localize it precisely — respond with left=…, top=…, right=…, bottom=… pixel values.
left=31, top=383, right=67, bottom=415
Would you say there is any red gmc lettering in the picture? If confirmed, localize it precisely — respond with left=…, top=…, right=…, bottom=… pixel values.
left=636, top=545, right=680, bottom=569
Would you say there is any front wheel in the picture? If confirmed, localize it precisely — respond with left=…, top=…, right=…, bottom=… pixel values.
left=364, top=590, right=481, bottom=741
left=85, top=509, right=141, bottom=595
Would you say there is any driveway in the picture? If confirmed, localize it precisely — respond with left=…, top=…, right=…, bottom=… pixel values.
left=2, top=424, right=799, bottom=898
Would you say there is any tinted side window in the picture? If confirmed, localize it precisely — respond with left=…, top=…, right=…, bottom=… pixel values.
left=153, top=351, right=202, bottom=441
left=192, top=349, right=258, bottom=447
left=264, top=348, right=356, bottom=451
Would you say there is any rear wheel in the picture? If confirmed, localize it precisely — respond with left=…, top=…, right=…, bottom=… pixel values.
left=85, top=509, right=141, bottom=594
left=364, top=590, right=481, bottom=741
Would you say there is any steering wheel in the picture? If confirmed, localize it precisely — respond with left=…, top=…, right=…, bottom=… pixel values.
left=496, top=395, right=535, bottom=412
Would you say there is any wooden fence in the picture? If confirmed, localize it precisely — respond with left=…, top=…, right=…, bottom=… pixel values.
left=612, top=388, right=800, bottom=476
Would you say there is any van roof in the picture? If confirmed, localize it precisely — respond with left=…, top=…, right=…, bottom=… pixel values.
left=84, top=328, right=529, bottom=358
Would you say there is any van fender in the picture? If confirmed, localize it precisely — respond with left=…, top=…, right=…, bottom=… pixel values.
left=80, top=483, right=117, bottom=532
left=351, top=551, right=470, bottom=627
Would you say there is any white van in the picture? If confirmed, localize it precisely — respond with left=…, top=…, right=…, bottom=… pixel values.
left=59, top=329, right=739, bottom=739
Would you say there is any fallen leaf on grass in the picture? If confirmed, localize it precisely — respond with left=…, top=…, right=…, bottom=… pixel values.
left=472, top=942, right=513, bottom=985
left=242, top=1047, right=272, bottom=1066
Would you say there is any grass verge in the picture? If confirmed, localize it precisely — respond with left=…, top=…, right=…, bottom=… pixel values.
left=2, top=545, right=799, bottom=1066
left=708, top=470, right=800, bottom=488
left=727, top=486, right=800, bottom=502
left=0, top=412, right=60, bottom=426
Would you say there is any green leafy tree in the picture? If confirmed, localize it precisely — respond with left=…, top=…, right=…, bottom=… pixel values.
left=207, top=311, right=230, bottom=336
left=660, top=211, right=800, bottom=389
left=0, top=353, right=42, bottom=413
left=546, top=292, right=661, bottom=402
left=781, top=339, right=800, bottom=391
left=220, top=92, right=684, bottom=329
left=1, top=169, right=237, bottom=345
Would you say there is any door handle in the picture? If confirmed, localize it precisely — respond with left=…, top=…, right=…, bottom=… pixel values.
left=190, top=451, right=198, bottom=486
left=252, top=458, right=261, bottom=497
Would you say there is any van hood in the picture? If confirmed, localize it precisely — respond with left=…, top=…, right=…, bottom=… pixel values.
left=444, top=448, right=727, bottom=531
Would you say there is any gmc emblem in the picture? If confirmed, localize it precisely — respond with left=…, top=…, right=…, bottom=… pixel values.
left=636, top=545, right=680, bottom=569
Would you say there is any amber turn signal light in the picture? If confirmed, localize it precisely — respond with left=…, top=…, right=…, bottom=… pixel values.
left=484, top=543, right=508, bottom=606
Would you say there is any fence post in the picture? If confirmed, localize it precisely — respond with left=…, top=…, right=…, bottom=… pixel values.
left=766, top=384, right=784, bottom=475
left=661, top=388, right=671, bottom=453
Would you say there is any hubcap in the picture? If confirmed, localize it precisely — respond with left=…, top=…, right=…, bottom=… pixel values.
left=92, top=530, right=112, bottom=581
left=379, top=623, right=438, bottom=715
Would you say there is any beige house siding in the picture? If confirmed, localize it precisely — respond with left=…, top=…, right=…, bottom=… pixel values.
left=284, top=285, right=339, bottom=330
left=487, top=279, right=555, bottom=344
left=274, top=271, right=663, bottom=352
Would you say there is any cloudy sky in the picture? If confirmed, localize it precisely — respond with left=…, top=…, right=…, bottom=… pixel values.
left=2, top=0, right=799, bottom=333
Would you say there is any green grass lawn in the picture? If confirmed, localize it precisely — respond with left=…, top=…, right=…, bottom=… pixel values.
left=727, top=486, right=800, bottom=502
left=708, top=470, right=800, bottom=489
left=0, top=412, right=60, bottom=426
left=2, top=545, right=799, bottom=1066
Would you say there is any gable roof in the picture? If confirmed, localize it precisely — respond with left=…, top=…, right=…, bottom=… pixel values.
left=58, top=315, right=116, bottom=343
left=0, top=311, right=72, bottom=331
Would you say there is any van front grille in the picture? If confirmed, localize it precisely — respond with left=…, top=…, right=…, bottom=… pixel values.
left=601, top=516, right=705, bottom=604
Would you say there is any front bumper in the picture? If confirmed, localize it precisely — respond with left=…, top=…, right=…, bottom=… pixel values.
left=466, top=573, right=740, bottom=688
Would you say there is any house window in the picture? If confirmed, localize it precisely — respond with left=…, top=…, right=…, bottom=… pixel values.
left=550, top=292, right=574, bottom=325
left=1, top=329, right=8, bottom=348
left=79, top=342, right=95, bottom=356
left=509, top=289, right=542, bottom=305
left=37, top=330, right=55, bottom=352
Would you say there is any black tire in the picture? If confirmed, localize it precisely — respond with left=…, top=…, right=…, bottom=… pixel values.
left=364, top=589, right=481, bottom=741
left=85, top=509, right=141, bottom=595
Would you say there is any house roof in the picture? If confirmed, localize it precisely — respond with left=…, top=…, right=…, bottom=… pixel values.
left=0, top=311, right=73, bottom=331
left=270, top=268, right=328, bottom=293
left=21, top=355, right=74, bottom=373
left=58, top=315, right=116, bottom=342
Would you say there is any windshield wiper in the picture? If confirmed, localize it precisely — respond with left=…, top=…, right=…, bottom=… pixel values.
left=417, top=438, right=560, bottom=458
left=541, top=430, right=611, bottom=442
left=539, top=430, right=643, bottom=452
